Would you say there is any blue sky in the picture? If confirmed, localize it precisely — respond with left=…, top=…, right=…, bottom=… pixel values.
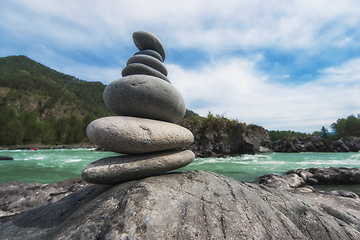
left=1, top=0, right=360, bottom=133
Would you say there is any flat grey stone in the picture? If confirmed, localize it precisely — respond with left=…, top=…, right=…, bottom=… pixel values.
left=86, top=116, right=194, bottom=153
left=127, top=54, right=167, bottom=76
left=134, top=49, right=163, bottom=62
left=81, top=149, right=195, bottom=184
left=132, top=30, right=166, bottom=61
left=103, top=75, right=185, bottom=123
left=122, top=63, right=170, bottom=82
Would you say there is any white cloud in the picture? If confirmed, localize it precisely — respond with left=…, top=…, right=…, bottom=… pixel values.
left=319, top=58, right=360, bottom=84
left=168, top=56, right=360, bottom=132
left=2, top=0, right=360, bottom=132
left=3, top=0, right=360, bottom=52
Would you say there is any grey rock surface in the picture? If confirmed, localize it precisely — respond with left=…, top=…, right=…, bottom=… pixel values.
left=259, top=173, right=306, bottom=190
left=134, top=49, right=163, bottom=62
left=1, top=171, right=360, bottom=239
left=272, top=136, right=360, bottom=153
left=103, top=75, right=186, bottom=123
left=180, top=119, right=273, bottom=157
left=132, top=30, right=166, bottom=61
left=127, top=54, right=167, bottom=76
left=343, top=137, right=360, bottom=152
left=0, top=156, right=13, bottom=160
left=122, top=63, right=170, bottom=82
left=82, top=149, right=195, bottom=184
left=289, top=167, right=360, bottom=185
left=0, top=179, right=90, bottom=219
left=86, top=116, right=193, bottom=154
left=260, top=167, right=360, bottom=191
left=331, top=190, right=360, bottom=200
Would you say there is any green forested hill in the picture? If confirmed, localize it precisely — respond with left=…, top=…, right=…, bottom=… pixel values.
left=0, top=55, right=112, bottom=145
left=0, top=55, right=200, bottom=146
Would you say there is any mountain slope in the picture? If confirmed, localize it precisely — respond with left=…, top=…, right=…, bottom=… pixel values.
left=0, top=55, right=201, bottom=146
left=0, top=55, right=111, bottom=145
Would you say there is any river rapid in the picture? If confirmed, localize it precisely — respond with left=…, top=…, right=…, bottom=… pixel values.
left=1, top=149, right=359, bottom=191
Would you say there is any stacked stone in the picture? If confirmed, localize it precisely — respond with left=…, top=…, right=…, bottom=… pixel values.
left=82, top=31, right=195, bottom=184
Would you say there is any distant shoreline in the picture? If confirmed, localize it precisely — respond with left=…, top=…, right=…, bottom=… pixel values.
left=0, top=143, right=98, bottom=150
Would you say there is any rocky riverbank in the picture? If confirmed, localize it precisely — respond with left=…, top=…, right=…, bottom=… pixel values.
left=179, top=119, right=273, bottom=157
left=1, top=132, right=360, bottom=157
left=272, top=136, right=360, bottom=153
left=260, top=167, right=360, bottom=196
left=1, top=170, right=360, bottom=239
left=179, top=118, right=360, bottom=156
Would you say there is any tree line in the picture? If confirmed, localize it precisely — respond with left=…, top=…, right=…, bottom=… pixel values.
left=320, top=114, right=360, bottom=140
left=268, top=114, right=360, bottom=141
left=0, top=55, right=111, bottom=146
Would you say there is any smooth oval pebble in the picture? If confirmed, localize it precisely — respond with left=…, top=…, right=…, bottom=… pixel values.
left=81, top=149, right=195, bottom=184
left=86, top=116, right=194, bottom=154
left=134, top=50, right=163, bottom=62
left=127, top=54, right=168, bottom=76
left=122, top=63, right=170, bottom=82
left=133, top=30, right=166, bottom=61
left=103, top=75, right=185, bottom=123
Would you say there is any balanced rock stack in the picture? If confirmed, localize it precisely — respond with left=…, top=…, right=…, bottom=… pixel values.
left=82, top=31, right=195, bottom=184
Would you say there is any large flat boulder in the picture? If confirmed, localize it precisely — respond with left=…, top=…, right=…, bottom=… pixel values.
left=1, top=171, right=360, bottom=239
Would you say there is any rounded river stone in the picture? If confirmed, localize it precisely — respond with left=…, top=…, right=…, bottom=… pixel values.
left=81, top=149, right=195, bottom=184
left=103, top=75, right=185, bottom=123
left=132, top=30, right=166, bottom=61
left=122, top=63, right=170, bottom=82
left=134, top=49, right=163, bottom=62
left=86, top=116, right=194, bottom=154
left=127, top=54, right=168, bottom=76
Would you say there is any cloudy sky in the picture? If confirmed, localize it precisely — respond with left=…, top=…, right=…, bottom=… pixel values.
left=1, top=0, right=360, bottom=133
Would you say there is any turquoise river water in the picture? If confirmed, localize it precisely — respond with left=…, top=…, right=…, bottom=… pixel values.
left=1, top=149, right=360, bottom=189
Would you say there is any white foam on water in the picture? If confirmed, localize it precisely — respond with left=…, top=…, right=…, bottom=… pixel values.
left=2, top=149, right=360, bottom=184
left=65, top=159, right=82, bottom=163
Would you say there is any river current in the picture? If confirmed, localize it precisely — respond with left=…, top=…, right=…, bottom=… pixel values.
left=1, top=149, right=359, bottom=191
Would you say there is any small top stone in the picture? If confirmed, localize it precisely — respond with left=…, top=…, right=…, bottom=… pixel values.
left=132, top=31, right=166, bottom=61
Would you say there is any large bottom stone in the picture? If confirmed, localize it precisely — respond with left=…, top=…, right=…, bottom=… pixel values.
left=81, top=149, right=195, bottom=184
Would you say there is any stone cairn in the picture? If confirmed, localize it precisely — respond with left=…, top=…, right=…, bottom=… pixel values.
left=82, top=31, right=195, bottom=184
